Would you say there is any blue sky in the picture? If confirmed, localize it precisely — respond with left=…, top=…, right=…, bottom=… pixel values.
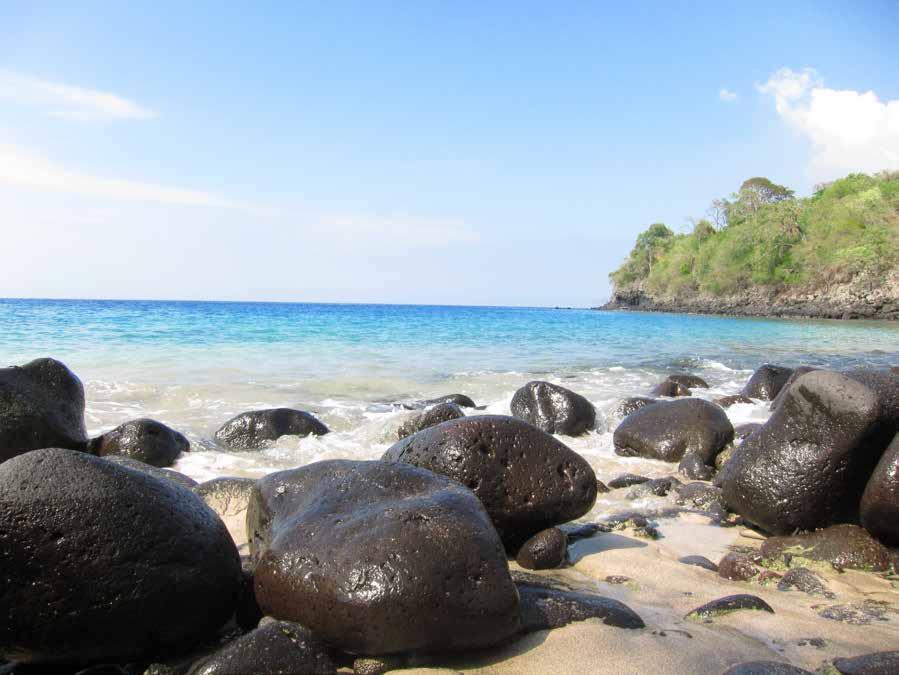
left=1, top=1, right=897, bottom=306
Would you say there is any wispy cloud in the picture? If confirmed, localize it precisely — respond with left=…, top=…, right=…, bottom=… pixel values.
left=0, top=70, right=155, bottom=121
left=718, top=88, right=738, bottom=103
left=0, top=143, right=242, bottom=208
left=759, top=67, right=899, bottom=179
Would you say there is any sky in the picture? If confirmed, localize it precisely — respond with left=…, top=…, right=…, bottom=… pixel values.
left=1, top=2, right=898, bottom=307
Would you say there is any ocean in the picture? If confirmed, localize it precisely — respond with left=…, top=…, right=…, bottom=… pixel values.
left=1, top=298, right=897, bottom=519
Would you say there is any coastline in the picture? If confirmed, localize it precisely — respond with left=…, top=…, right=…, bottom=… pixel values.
left=598, top=279, right=899, bottom=321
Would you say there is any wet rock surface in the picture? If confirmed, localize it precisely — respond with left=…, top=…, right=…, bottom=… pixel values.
left=417, top=394, right=476, bottom=409
left=396, top=402, right=464, bottom=439
left=613, top=398, right=734, bottom=479
left=382, top=415, right=597, bottom=547
left=626, top=477, right=677, bottom=499
left=214, top=408, right=329, bottom=450
left=614, top=396, right=657, bottom=418
left=510, top=380, right=596, bottom=436
left=247, top=459, right=520, bottom=655
left=860, top=433, right=899, bottom=546
left=769, top=367, right=818, bottom=411
left=716, top=394, right=755, bottom=408
left=88, top=418, right=189, bottom=468
left=516, top=580, right=645, bottom=632
left=832, top=649, right=899, bottom=675
left=777, top=568, right=832, bottom=597
left=685, top=594, right=774, bottom=620
left=741, top=364, right=793, bottom=401
left=675, top=482, right=727, bottom=517
left=759, top=524, right=892, bottom=572
left=678, top=555, right=719, bottom=572
left=0, top=448, right=241, bottom=664
left=0, top=358, right=88, bottom=462
left=187, top=620, right=336, bottom=675
left=718, top=553, right=760, bottom=581
left=667, top=373, right=709, bottom=389
left=608, top=473, right=650, bottom=489
left=651, top=380, right=691, bottom=397
left=718, top=371, right=881, bottom=534
left=515, top=527, right=567, bottom=569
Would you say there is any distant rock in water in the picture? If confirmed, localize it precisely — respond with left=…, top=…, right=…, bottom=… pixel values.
left=613, top=398, right=733, bottom=479
left=0, top=448, right=241, bottom=664
left=716, top=394, right=754, bottom=408
left=88, top=418, right=189, bottom=468
left=396, top=402, right=464, bottom=439
left=718, top=371, right=881, bottom=534
left=382, top=415, right=597, bottom=548
left=418, top=393, right=477, bottom=408
left=667, top=373, right=709, bottom=389
left=247, top=459, right=520, bottom=655
left=0, top=358, right=88, bottom=463
left=214, top=408, right=328, bottom=450
left=510, top=380, right=596, bottom=436
left=613, top=397, right=657, bottom=418
left=651, top=380, right=691, bottom=397
left=741, top=364, right=793, bottom=401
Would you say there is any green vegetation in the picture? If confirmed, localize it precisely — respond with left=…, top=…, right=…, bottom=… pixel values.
left=610, top=172, right=899, bottom=297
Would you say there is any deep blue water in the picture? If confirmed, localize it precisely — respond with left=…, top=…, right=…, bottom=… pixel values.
left=0, top=299, right=896, bottom=383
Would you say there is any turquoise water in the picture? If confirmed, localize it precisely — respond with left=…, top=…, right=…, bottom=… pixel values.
left=1, top=298, right=896, bottom=486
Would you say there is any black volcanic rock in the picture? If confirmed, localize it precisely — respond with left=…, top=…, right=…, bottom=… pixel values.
left=0, top=448, right=241, bottom=665
left=760, top=524, right=891, bottom=572
left=769, top=367, right=818, bottom=411
left=516, top=527, right=567, bottom=569
left=685, top=594, right=774, bottom=620
left=382, top=415, right=597, bottom=548
left=418, top=394, right=476, bottom=408
left=247, top=460, right=520, bottom=655
left=607, top=473, right=650, bottom=489
left=716, top=394, right=754, bottom=408
left=613, top=398, right=734, bottom=479
left=0, top=358, right=87, bottom=462
left=613, top=397, right=657, bottom=418
left=188, top=620, right=336, bottom=675
left=667, top=374, right=710, bottom=389
left=516, top=581, right=644, bottom=632
left=722, top=662, right=812, bottom=675
left=88, top=418, right=189, bottom=468
left=214, top=408, right=328, bottom=450
left=718, top=371, right=881, bottom=534
left=651, top=380, right=691, bottom=397
left=396, top=402, right=464, bottom=440
left=510, top=381, right=596, bottom=436
left=102, top=455, right=198, bottom=489
left=741, top=364, right=793, bottom=400
left=860, top=433, right=899, bottom=546
left=832, top=650, right=899, bottom=675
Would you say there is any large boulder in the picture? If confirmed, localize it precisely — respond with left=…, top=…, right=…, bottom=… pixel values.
left=0, top=448, right=241, bottom=664
left=613, top=397, right=656, bottom=418
left=382, top=415, right=597, bottom=547
left=247, top=460, right=520, bottom=655
left=741, top=364, right=793, bottom=400
left=0, top=358, right=87, bottom=462
left=214, top=408, right=328, bottom=450
left=769, top=366, right=817, bottom=411
left=103, top=455, right=198, bottom=489
left=87, top=418, right=189, bottom=468
left=860, top=433, right=899, bottom=546
left=510, top=381, right=595, bottom=436
left=613, top=399, right=734, bottom=479
left=718, top=371, right=881, bottom=534
left=396, top=402, right=464, bottom=440
left=760, top=524, right=891, bottom=572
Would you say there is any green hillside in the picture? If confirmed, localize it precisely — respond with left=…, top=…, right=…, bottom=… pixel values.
left=610, top=172, right=899, bottom=298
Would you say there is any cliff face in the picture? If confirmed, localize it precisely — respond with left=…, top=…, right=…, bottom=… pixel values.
left=601, top=270, right=899, bottom=320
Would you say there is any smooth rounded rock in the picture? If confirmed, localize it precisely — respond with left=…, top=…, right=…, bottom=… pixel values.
left=718, top=553, right=759, bottom=581
left=718, top=371, right=881, bottom=534
left=613, top=398, right=734, bottom=479
left=832, top=650, right=899, bottom=675
left=214, top=408, right=328, bottom=450
left=396, top=402, right=464, bottom=440
left=382, top=415, right=597, bottom=548
left=652, top=380, right=691, bottom=397
left=667, top=373, right=710, bottom=389
left=607, top=473, right=650, bottom=489
left=759, top=524, right=891, bottom=572
left=860, top=433, right=899, bottom=546
left=0, top=448, right=241, bottom=664
left=248, top=460, right=520, bottom=655
left=769, top=367, right=818, bottom=411
left=0, top=358, right=87, bottom=462
left=741, top=364, right=793, bottom=401
left=510, top=381, right=596, bottom=436
left=188, top=620, right=336, bottom=675
left=722, top=662, right=812, bottom=675
left=418, top=394, right=476, bottom=408
left=716, top=394, right=754, bottom=408
left=88, top=418, right=188, bottom=468
left=516, top=527, right=567, bottom=569
left=516, top=580, right=644, bottom=632
left=685, top=594, right=774, bottom=620
left=613, top=397, right=657, bottom=418
left=679, top=555, right=718, bottom=572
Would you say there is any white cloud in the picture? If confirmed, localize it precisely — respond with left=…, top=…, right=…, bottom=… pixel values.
left=718, top=88, right=738, bottom=103
left=759, top=67, right=899, bottom=179
left=0, top=70, right=155, bottom=121
left=0, top=142, right=241, bottom=208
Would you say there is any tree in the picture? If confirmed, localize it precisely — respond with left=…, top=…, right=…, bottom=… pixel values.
left=737, top=177, right=795, bottom=210
left=634, top=223, right=674, bottom=275
left=708, top=198, right=730, bottom=230
left=692, top=219, right=716, bottom=241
